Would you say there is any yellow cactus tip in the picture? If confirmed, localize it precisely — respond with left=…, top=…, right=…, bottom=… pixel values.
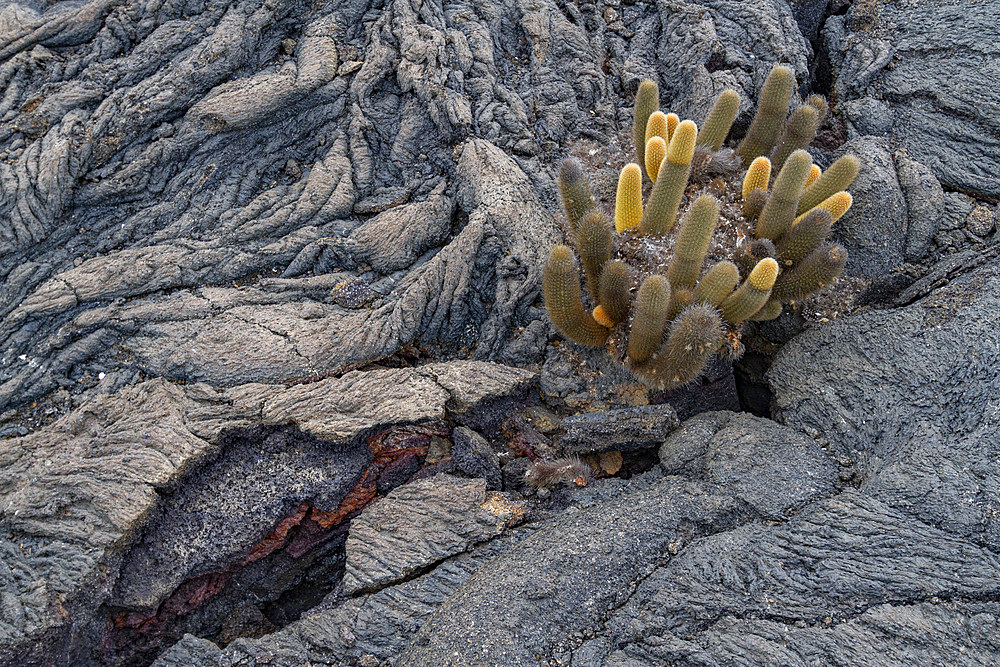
left=592, top=305, right=615, bottom=328
left=615, top=163, right=643, bottom=233
left=667, top=120, right=698, bottom=164
left=821, top=191, right=853, bottom=222
left=646, top=111, right=668, bottom=144
left=665, top=113, right=679, bottom=141
left=749, top=258, right=780, bottom=290
left=645, top=136, right=667, bottom=182
left=742, top=156, right=772, bottom=199
left=806, top=164, right=821, bottom=187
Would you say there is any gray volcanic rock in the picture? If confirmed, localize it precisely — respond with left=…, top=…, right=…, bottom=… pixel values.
left=894, top=149, right=944, bottom=262
left=0, top=360, right=532, bottom=665
left=769, top=255, right=1000, bottom=550
left=560, top=404, right=680, bottom=454
left=341, top=474, right=523, bottom=595
left=659, top=411, right=837, bottom=519
left=824, top=0, right=1000, bottom=198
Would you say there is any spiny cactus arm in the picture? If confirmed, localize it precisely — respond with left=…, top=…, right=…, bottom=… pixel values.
left=719, top=258, right=778, bottom=324
left=640, top=119, right=697, bottom=236
left=797, top=155, right=860, bottom=215
left=598, top=260, right=632, bottom=325
left=558, top=157, right=595, bottom=230
left=795, top=191, right=852, bottom=226
left=771, top=243, right=847, bottom=302
left=692, top=261, right=740, bottom=307
left=742, top=156, right=772, bottom=200
left=665, top=113, right=679, bottom=142
left=736, top=65, right=795, bottom=167
left=770, top=104, right=819, bottom=172
left=646, top=111, right=668, bottom=146
left=627, top=276, right=672, bottom=363
left=576, top=210, right=612, bottom=300
left=666, top=194, right=719, bottom=289
left=665, top=287, right=693, bottom=322
left=743, top=188, right=768, bottom=221
left=697, top=89, right=740, bottom=151
left=806, top=94, right=828, bottom=125
left=749, top=299, right=782, bottom=321
left=734, top=237, right=776, bottom=279
left=634, top=80, right=659, bottom=181
left=632, top=304, right=723, bottom=390
left=805, top=164, right=821, bottom=187
left=543, top=245, right=609, bottom=346
left=614, top=163, right=643, bottom=233
left=755, top=149, right=812, bottom=241
left=645, top=136, right=667, bottom=182
left=777, top=208, right=834, bottom=266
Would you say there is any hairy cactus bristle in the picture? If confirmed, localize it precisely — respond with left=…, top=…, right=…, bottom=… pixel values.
left=634, top=80, right=660, bottom=180
left=628, top=275, right=672, bottom=363
left=634, top=304, right=723, bottom=390
left=667, top=194, right=719, bottom=289
left=666, top=113, right=679, bottom=142
left=646, top=111, right=668, bottom=146
left=742, top=156, right=772, bottom=200
left=797, top=191, right=853, bottom=225
left=576, top=210, right=612, bottom=299
left=525, top=456, right=591, bottom=489
left=543, top=245, right=609, bottom=346
left=736, top=65, right=795, bottom=166
left=665, top=286, right=693, bottom=321
left=771, top=243, right=848, bottom=302
left=720, top=258, right=779, bottom=324
left=743, top=187, right=768, bottom=221
left=599, top=260, right=632, bottom=324
left=771, top=104, right=820, bottom=172
left=592, top=305, right=615, bottom=328
left=805, top=164, right=821, bottom=187
left=806, top=94, right=829, bottom=125
left=692, top=261, right=740, bottom=307
left=615, top=163, right=643, bottom=233
left=641, top=119, right=697, bottom=236
left=777, top=208, right=833, bottom=266
left=798, top=155, right=860, bottom=215
left=734, top=237, right=776, bottom=278
left=697, top=89, right=740, bottom=151
left=755, top=149, right=812, bottom=241
left=558, top=157, right=595, bottom=230
left=749, top=299, right=783, bottom=321
left=645, top=136, right=667, bottom=182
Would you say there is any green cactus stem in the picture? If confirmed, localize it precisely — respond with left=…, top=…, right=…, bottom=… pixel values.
left=697, top=89, right=740, bottom=151
left=743, top=188, right=768, bottom=222
left=806, top=94, right=829, bottom=125
left=641, top=119, right=697, bottom=236
left=576, top=210, right=612, bottom=300
left=771, top=243, right=848, bottom=302
left=692, top=261, right=740, bottom=307
left=634, top=80, right=659, bottom=181
left=633, top=304, right=723, bottom=390
left=771, top=104, right=819, bottom=172
left=720, top=258, right=779, bottom=324
left=544, top=245, right=609, bottom=346
left=749, top=299, right=783, bottom=321
left=776, top=208, right=833, bottom=266
left=558, top=157, right=595, bottom=230
left=797, top=155, right=860, bottom=215
left=736, top=65, right=795, bottom=167
left=734, top=237, right=776, bottom=279
left=628, top=275, right=672, bottom=363
left=755, top=149, right=812, bottom=241
left=667, top=194, right=719, bottom=289
left=598, top=260, right=632, bottom=325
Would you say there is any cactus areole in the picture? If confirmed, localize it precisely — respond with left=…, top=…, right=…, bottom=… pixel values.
left=544, top=64, right=858, bottom=390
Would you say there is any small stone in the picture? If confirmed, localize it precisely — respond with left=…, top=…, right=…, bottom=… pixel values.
left=966, top=205, right=995, bottom=237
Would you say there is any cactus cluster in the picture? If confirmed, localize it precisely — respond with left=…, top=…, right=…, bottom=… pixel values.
left=544, top=65, right=859, bottom=390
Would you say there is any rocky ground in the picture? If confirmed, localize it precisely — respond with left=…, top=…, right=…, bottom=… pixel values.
left=1, top=0, right=999, bottom=665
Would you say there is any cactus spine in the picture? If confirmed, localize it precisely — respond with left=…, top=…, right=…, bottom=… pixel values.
left=771, top=104, right=819, bottom=172
left=667, top=194, right=719, bottom=289
left=646, top=111, right=668, bottom=146
left=805, top=164, right=821, bottom=187
left=771, top=243, right=847, bottom=302
left=665, top=113, right=679, bottom=141
left=576, top=210, right=611, bottom=300
left=543, top=245, right=609, bottom=346
left=798, top=155, right=860, bottom=215
left=598, top=260, right=631, bottom=325
left=634, top=304, right=723, bottom=390
left=645, top=136, right=667, bottom=182
left=697, top=89, right=740, bottom=151
left=634, top=80, right=659, bottom=181
left=628, top=276, right=672, bottom=362
left=796, top=191, right=853, bottom=226
left=777, top=208, right=833, bottom=266
left=736, top=65, right=795, bottom=166
left=742, top=156, right=772, bottom=199
left=720, top=258, right=779, bottom=324
left=641, top=119, right=697, bottom=236
left=755, top=149, right=812, bottom=241
left=692, top=261, right=740, bottom=307
left=615, top=163, right=643, bottom=233
left=558, top=158, right=595, bottom=230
